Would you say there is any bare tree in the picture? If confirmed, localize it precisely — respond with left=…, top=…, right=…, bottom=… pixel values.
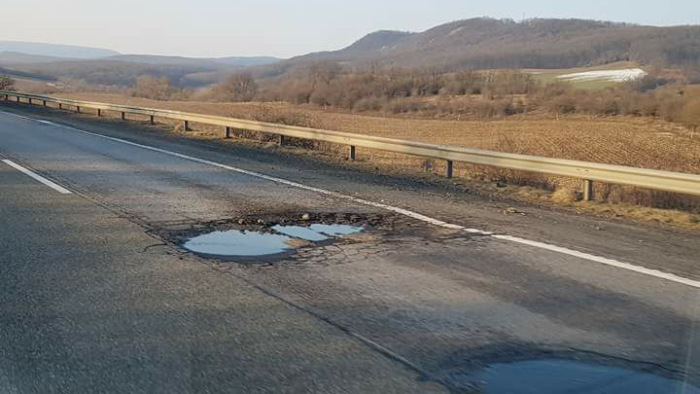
left=213, top=72, right=258, bottom=102
left=0, top=75, right=15, bottom=91
left=132, top=75, right=173, bottom=100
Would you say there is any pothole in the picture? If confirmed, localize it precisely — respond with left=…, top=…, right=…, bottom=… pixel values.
left=183, top=230, right=295, bottom=261
left=272, top=224, right=363, bottom=241
left=447, top=359, right=699, bottom=393
left=178, top=217, right=366, bottom=262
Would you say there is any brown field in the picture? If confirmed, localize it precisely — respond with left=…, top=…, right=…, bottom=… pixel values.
left=49, top=92, right=700, bottom=227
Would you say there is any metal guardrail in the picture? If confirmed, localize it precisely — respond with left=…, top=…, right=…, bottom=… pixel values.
left=2, top=90, right=700, bottom=199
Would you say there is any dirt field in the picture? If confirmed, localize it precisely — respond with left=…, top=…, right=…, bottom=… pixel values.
left=48, top=92, right=700, bottom=227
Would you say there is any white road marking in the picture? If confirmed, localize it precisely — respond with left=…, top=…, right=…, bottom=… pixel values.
left=2, top=159, right=72, bottom=195
left=2, top=111, right=698, bottom=289
left=493, top=235, right=700, bottom=289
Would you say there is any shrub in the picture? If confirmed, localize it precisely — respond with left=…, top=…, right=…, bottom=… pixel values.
left=0, top=75, right=15, bottom=90
left=132, top=75, right=174, bottom=100
left=211, top=72, right=258, bottom=102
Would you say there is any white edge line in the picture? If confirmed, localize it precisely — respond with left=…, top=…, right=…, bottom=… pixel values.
left=2, top=159, right=72, bottom=195
left=4, top=111, right=698, bottom=289
left=493, top=235, right=700, bottom=289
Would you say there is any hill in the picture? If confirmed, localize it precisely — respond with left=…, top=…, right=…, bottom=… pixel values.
left=106, top=55, right=280, bottom=68
left=0, top=51, right=73, bottom=65
left=282, top=18, right=700, bottom=72
left=0, top=41, right=119, bottom=59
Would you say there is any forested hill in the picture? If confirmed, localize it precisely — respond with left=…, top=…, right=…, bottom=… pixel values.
left=287, top=18, right=700, bottom=71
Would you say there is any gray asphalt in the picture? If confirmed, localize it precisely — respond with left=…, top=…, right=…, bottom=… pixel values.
left=1, top=103, right=699, bottom=393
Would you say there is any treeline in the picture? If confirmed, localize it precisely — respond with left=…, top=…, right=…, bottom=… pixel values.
left=202, top=65, right=700, bottom=130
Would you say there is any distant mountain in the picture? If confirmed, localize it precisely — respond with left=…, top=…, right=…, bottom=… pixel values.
left=0, top=41, right=119, bottom=59
left=281, top=18, right=700, bottom=72
left=0, top=51, right=72, bottom=65
left=106, top=54, right=281, bottom=68
left=215, top=56, right=281, bottom=67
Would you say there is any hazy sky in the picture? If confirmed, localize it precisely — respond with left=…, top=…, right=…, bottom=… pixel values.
left=2, top=0, right=699, bottom=58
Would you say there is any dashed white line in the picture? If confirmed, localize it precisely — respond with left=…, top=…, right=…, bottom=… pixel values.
left=2, top=159, right=72, bottom=195
left=2, top=110, right=698, bottom=289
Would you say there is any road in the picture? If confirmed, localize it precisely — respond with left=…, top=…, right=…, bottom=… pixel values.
left=0, top=103, right=699, bottom=393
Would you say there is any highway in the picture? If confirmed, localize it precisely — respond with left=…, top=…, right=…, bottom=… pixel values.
left=1, top=103, right=699, bottom=393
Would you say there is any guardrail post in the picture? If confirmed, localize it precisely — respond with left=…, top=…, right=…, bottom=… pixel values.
left=348, top=145, right=356, bottom=161
left=184, top=120, right=190, bottom=131
left=121, top=112, right=126, bottom=120
left=58, top=103, right=63, bottom=110
left=76, top=106, right=81, bottom=114
left=150, top=115, right=155, bottom=125
left=583, top=179, right=594, bottom=201
left=97, top=109, right=101, bottom=117
left=42, top=100, right=47, bottom=107
left=446, top=160, right=454, bottom=178
left=225, top=126, right=232, bottom=139
left=16, top=96, right=20, bottom=103
left=278, top=134, right=285, bottom=146
left=28, top=98, right=33, bottom=105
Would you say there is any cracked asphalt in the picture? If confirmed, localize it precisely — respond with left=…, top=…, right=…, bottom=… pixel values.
left=1, top=103, right=699, bottom=393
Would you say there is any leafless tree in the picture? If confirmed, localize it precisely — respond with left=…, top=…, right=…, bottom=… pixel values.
left=0, top=75, right=15, bottom=91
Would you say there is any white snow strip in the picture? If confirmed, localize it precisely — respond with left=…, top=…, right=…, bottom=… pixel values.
left=557, top=68, right=647, bottom=83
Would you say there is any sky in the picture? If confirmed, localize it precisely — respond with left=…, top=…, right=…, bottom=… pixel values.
left=2, top=0, right=699, bottom=59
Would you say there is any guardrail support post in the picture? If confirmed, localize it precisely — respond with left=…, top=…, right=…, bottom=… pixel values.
left=58, top=103, right=63, bottom=110
left=97, top=109, right=101, bottom=117
left=42, top=100, right=47, bottom=107
left=28, top=98, right=33, bottom=105
left=76, top=106, right=81, bottom=114
left=348, top=145, right=356, bottom=161
left=446, top=160, right=454, bottom=178
left=278, top=134, right=285, bottom=146
left=121, top=112, right=126, bottom=120
left=16, top=96, right=20, bottom=103
left=150, top=115, right=155, bottom=125
left=583, top=179, right=594, bottom=201
left=184, top=120, right=190, bottom=131
left=225, top=127, right=232, bottom=139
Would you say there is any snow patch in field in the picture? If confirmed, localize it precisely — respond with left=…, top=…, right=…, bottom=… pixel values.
left=557, top=68, right=647, bottom=83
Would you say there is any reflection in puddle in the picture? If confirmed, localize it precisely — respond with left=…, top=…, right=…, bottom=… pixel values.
left=182, top=224, right=365, bottom=259
left=458, top=359, right=698, bottom=394
left=309, top=224, right=363, bottom=237
left=272, top=225, right=329, bottom=242
left=183, top=230, right=292, bottom=257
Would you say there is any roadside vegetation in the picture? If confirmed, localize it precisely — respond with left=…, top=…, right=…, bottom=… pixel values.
left=0, top=74, right=15, bottom=90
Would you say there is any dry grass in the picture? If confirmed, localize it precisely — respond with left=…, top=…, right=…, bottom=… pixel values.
left=50, top=92, right=700, bottom=228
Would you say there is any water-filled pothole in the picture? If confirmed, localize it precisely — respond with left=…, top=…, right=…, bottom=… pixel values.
left=183, top=230, right=293, bottom=259
left=453, top=359, right=698, bottom=394
left=182, top=223, right=364, bottom=261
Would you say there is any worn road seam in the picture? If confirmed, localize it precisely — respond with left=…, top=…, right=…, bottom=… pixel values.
left=4, top=110, right=700, bottom=290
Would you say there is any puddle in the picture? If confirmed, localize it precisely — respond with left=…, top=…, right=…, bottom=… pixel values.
left=181, top=223, right=365, bottom=261
left=455, top=359, right=699, bottom=394
left=183, top=230, right=292, bottom=258
left=273, top=224, right=364, bottom=241
left=308, top=224, right=363, bottom=237
left=272, top=225, right=329, bottom=242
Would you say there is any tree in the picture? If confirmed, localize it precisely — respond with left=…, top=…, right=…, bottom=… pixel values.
left=681, top=98, right=700, bottom=134
left=213, top=72, right=258, bottom=102
left=132, top=75, right=173, bottom=100
left=0, top=75, right=15, bottom=91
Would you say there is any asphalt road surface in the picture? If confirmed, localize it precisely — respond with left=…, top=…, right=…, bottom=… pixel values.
left=1, top=103, right=699, bottom=393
